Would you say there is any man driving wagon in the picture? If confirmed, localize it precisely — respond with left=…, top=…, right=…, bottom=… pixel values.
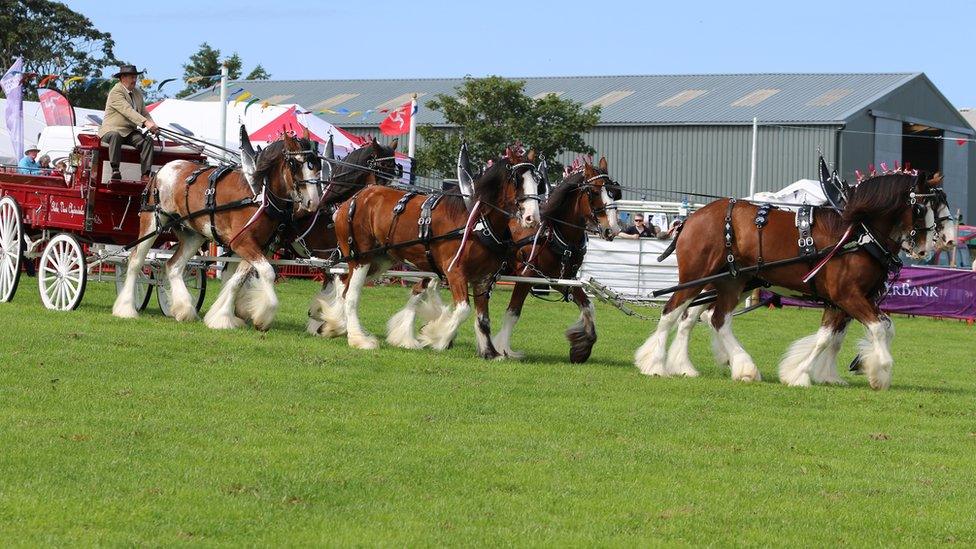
left=98, top=64, right=159, bottom=182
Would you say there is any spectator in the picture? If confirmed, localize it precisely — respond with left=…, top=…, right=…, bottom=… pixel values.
left=618, top=214, right=657, bottom=239
left=17, top=146, right=41, bottom=174
left=38, top=154, right=51, bottom=174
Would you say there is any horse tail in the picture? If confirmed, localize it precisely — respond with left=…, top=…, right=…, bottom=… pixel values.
left=657, top=224, right=683, bottom=262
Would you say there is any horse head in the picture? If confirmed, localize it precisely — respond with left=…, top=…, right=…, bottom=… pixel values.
left=580, top=156, right=622, bottom=240
left=920, top=172, right=957, bottom=253
left=272, top=132, right=323, bottom=214
left=502, top=145, right=542, bottom=229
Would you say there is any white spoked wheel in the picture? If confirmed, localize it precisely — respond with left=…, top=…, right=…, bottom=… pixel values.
left=157, top=263, right=208, bottom=317
left=114, top=264, right=154, bottom=312
left=38, top=233, right=87, bottom=311
left=0, top=196, right=23, bottom=303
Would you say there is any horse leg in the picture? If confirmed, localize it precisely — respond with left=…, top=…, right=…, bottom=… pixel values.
left=386, top=279, right=429, bottom=349
left=848, top=302, right=894, bottom=390
left=307, top=275, right=347, bottom=337
left=492, top=282, right=531, bottom=360
left=472, top=282, right=501, bottom=359
left=234, top=257, right=278, bottom=331
left=343, top=262, right=379, bottom=350
left=163, top=230, right=206, bottom=322
left=665, top=303, right=707, bottom=377
left=113, top=213, right=158, bottom=319
left=778, top=308, right=844, bottom=387
left=416, top=278, right=447, bottom=324
left=811, top=310, right=851, bottom=385
left=565, top=287, right=597, bottom=364
left=203, top=259, right=252, bottom=329
left=634, top=287, right=698, bottom=377
left=711, top=282, right=760, bottom=382
left=418, top=275, right=471, bottom=351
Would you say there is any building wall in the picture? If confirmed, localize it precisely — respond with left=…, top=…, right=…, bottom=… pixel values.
left=348, top=124, right=840, bottom=201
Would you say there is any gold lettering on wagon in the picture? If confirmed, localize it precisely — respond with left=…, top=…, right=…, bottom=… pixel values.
left=50, top=200, right=102, bottom=224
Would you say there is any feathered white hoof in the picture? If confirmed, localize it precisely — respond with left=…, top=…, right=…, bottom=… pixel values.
left=498, top=347, right=524, bottom=360
left=170, top=300, right=198, bottom=322
left=204, top=312, right=245, bottom=330
left=348, top=332, right=379, bottom=350
left=386, top=308, right=422, bottom=349
left=730, top=356, right=761, bottom=382
left=635, top=338, right=668, bottom=377
left=112, top=303, right=139, bottom=319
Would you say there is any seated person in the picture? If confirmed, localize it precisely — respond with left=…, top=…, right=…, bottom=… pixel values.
left=38, top=154, right=52, bottom=175
left=17, top=146, right=41, bottom=174
left=98, top=64, right=159, bottom=181
left=617, top=214, right=657, bottom=239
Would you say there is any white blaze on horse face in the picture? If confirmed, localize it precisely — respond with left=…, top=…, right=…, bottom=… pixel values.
left=936, top=201, right=957, bottom=247
left=601, top=186, right=620, bottom=236
left=519, top=170, right=541, bottom=228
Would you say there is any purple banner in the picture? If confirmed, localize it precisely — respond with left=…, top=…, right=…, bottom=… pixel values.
left=765, top=266, right=976, bottom=320
left=1, top=57, right=24, bottom=160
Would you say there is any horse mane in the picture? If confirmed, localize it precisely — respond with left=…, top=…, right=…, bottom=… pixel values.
left=542, top=171, right=587, bottom=218
left=841, top=173, right=916, bottom=225
left=332, top=142, right=393, bottom=183
left=253, top=136, right=317, bottom=183
left=441, top=156, right=509, bottom=217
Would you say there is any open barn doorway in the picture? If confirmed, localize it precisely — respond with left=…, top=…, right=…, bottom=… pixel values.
left=902, top=122, right=942, bottom=174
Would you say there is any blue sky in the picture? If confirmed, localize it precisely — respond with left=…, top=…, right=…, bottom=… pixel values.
left=67, top=0, right=975, bottom=108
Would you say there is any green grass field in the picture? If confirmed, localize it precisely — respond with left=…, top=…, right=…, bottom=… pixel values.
left=0, top=276, right=974, bottom=546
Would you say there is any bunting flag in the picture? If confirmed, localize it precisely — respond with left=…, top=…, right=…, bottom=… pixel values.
left=347, top=111, right=362, bottom=118
left=244, top=97, right=260, bottom=114
left=260, top=100, right=270, bottom=110
left=336, top=108, right=349, bottom=114
left=37, top=74, right=58, bottom=87
left=156, top=78, right=176, bottom=91
left=62, top=75, right=85, bottom=89
left=233, top=91, right=252, bottom=105
left=185, top=75, right=206, bottom=83
left=140, top=78, right=154, bottom=88
left=228, top=87, right=245, bottom=98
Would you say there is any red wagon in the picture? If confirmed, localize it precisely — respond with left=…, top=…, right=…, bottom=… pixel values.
left=0, top=134, right=208, bottom=312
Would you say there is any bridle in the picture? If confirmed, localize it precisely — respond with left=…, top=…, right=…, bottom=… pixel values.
left=282, top=146, right=325, bottom=203
left=508, top=161, right=546, bottom=203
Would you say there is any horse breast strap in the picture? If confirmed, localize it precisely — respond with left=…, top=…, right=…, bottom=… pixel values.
left=203, top=165, right=236, bottom=246
left=418, top=194, right=444, bottom=278
left=724, top=198, right=739, bottom=277
left=795, top=206, right=816, bottom=257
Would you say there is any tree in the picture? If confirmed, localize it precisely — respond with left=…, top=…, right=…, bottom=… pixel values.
left=246, top=64, right=271, bottom=80
left=175, top=43, right=245, bottom=99
left=415, top=76, right=600, bottom=177
left=0, top=0, right=120, bottom=108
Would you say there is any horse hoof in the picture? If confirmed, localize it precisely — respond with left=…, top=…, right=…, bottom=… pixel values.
left=204, top=315, right=245, bottom=330
left=349, top=334, right=379, bottom=350
left=823, top=377, right=849, bottom=386
left=501, top=348, right=524, bottom=360
left=112, top=306, right=139, bottom=319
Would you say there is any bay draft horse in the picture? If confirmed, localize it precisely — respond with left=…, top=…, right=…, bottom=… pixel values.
left=114, top=133, right=323, bottom=331
left=492, top=156, right=623, bottom=363
left=325, top=148, right=543, bottom=356
left=636, top=172, right=953, bottom=390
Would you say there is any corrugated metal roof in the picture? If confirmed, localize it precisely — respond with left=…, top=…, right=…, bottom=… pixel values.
left=187, top=73, right=921, bottom=126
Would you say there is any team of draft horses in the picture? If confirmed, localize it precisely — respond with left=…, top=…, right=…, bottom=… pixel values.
left=113, top=128, right=957, bottom=391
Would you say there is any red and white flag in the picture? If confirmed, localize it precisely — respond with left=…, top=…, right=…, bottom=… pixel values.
left=37, top=88, right=75, bottom=126
left=379, top=101, right=413, bottom=136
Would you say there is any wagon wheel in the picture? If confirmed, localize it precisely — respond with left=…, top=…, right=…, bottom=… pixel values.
left=0, top=196, right=24, bottom=302
left=38, top=233, right=87, bottom=311
left=157, top=263, right=208, bottom=317
left=114, top=265, right=154, bottom=312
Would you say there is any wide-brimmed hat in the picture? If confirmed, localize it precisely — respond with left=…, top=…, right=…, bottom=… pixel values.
left=112, top=65, right=145, bottom=78
left=24, top=145, right=40, bottom=154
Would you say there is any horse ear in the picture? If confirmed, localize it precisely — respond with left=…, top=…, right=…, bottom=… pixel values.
left=389, top=137, right=398, bottom=151
left=370, top=136, right=378, bottom=146
left=526, top=149, right=536, bottom=162
left=504, top=147, right=514, bottom=162
left=302, top=126, right=310, bottom=141
left=598, top=156, right=608, bottom=171
left=927, top=172, right=944, bottom=187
